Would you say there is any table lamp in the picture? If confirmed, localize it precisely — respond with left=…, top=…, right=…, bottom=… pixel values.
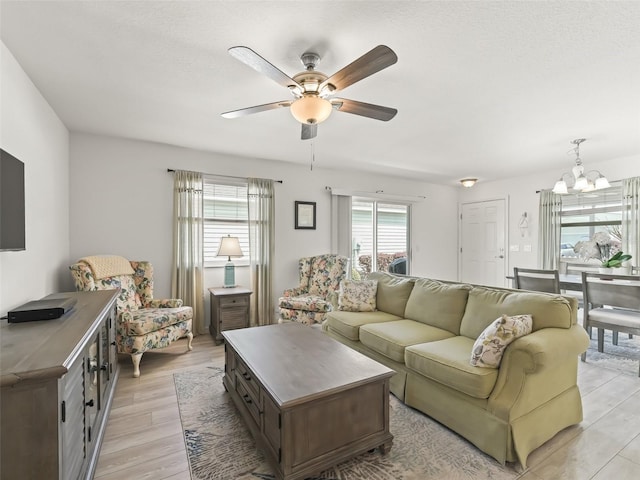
left=217, top=235, right=244, bottom=288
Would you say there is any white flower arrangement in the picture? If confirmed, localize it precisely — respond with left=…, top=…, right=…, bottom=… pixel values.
left=574, top=231, right=621, bottom=264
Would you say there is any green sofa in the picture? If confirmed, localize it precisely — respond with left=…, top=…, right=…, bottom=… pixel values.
left=322, top=271, right=590, bottom=468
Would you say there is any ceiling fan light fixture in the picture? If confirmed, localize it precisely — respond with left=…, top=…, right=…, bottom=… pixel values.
left=460, top=178, right=478, bottom=188
left=290, top=95, right=333, bottom=125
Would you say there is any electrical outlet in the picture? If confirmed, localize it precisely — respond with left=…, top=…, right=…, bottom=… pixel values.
left=509, top=245, right=520, bottom=252
left=523, top=244, right=532, bottom=252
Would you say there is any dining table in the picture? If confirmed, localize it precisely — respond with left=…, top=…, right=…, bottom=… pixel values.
left=507, top=273, right=640, bottom=292
left=557, top=274, right=583, bottom=292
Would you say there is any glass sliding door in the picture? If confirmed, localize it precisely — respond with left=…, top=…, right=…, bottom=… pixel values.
left=352, top=198, right=409, bottom=279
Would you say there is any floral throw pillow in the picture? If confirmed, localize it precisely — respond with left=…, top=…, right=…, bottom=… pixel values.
left=338, top=280, right=378, bottom=312
left=470, top=314, right=533, bottom=368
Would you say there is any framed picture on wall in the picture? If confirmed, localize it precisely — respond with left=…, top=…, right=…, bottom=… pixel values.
left=295, top=201, right=316, bottom=230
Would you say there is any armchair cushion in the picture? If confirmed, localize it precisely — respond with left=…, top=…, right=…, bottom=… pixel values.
left=279, top=295, right=332, bottom=313
left=123, top=307, right=194, bottom=335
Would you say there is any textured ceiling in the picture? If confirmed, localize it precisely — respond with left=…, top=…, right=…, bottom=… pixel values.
left=1, top=1, right=639, bottom=185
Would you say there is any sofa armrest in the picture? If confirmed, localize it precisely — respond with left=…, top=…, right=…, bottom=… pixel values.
left=505, top=324, right=590, bottom=368
left=488, top=324, right=590, bottom=418
left=146, top=298, right=183, bottom=308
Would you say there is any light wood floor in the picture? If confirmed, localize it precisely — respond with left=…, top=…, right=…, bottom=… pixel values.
left=95, top=334, right=640, bottom=480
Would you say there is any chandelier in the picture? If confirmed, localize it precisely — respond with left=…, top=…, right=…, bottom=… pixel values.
left=552, top=139, right=610, bottom=194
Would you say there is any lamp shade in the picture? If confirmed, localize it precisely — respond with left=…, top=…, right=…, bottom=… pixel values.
left=290, top=95, right=333, bottom=124
left=217, top=235, right=243, bottom=259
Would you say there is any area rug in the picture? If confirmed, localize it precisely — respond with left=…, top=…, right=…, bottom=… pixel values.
left=174, top=365, right=520, bottom=480
left=583, top=329, right=640, bottom=376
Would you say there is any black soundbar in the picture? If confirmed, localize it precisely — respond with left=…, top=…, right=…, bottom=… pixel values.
left=8, top=297, right=77, bottom=323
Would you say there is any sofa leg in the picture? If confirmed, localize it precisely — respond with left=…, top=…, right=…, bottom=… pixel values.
left=131, top=353, right=143, bottom=378
left=186, top=332, right=193, bottom=351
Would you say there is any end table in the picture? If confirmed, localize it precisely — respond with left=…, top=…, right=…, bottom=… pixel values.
left=209, top=286, right=252, bottom=345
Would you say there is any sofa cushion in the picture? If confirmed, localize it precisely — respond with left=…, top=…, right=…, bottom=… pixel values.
left=325, top=310, right=401, bottom=341
left=404, top=278, right=471, bottom=334
left=459, top=286, right=574, bottom=339
left=368, top=272, right=415, bottom=317
left=405, top=336, right=499, bottom=399
left=470, top=314, right=533, bottom=368
left=338, top=279, right=378, bottom=312
left=360, top=319, right=455, bottom=363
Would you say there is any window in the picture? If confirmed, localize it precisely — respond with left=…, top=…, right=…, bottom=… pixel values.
left=203, top=178, right=249, bottom=266
left=559, top=184, right=622, bottom=267
left=352, top=198, right=410, bottom=277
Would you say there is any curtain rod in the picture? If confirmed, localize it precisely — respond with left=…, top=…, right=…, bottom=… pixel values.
left=167, top=168, right=282, bottom=183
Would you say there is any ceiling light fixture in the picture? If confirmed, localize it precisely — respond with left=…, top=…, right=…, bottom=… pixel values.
left=290, top=94, right=333, bottom=125
left=460, top=178, right=478, bottom=188
left=552, top=139, right=610, bottom=194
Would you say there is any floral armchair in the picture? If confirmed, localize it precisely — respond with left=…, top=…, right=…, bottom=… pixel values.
left=70, top=256, right=193, bottom=377
left=278, top=254, right=349, bottom=325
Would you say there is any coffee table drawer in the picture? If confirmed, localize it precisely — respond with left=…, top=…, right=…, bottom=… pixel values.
left=236, top=374, right=261, bottom=426
left=236, top=358, right=260, bottom=399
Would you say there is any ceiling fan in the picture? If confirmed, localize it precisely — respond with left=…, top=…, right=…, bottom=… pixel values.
left=221, top=45, right=398, bottom=140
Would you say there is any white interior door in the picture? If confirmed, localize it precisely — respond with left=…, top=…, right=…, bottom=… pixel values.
left=460, top=199, right=506, bottom=287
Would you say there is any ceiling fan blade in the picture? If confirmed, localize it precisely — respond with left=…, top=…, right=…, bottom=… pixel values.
left=332, top=98, right=397, bottom=121
left=221, top=100, right=292, bottom=119
left=301, top=123, right=317, bottom=140
left=320, top=45, right=397, bottom=92
left=228, top=46, right=301, bottom=91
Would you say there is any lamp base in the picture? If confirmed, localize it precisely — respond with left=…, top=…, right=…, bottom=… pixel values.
left=223, top=262, right=236, bottom=288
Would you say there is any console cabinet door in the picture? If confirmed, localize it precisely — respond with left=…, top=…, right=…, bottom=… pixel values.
left=60, top=354, right=86, bottom=480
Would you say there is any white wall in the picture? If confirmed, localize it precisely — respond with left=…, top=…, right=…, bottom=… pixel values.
left=458, top=154, right=640, bottom=276
left=0, top=41, right=70, bottom=316
left=69, top=133, right=459, bottom=326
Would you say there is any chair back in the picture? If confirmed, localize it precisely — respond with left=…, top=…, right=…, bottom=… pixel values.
left=582, top=272, right=640, bottom=310
left=303, top=254, right=349, bottom=297
left=70, top=257, right=155, bottom=313
left=513, top=267, right=560, bottom=294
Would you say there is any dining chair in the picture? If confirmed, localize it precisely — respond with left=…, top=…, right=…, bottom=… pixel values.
left=513, top=267, right=560, bottom=294
left=580, top=272, right=640, bottom=376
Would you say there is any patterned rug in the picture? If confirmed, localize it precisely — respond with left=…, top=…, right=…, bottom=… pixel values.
left=174, top=365, right=521, bottom=480
left=583, top=328, right=640, bottom=376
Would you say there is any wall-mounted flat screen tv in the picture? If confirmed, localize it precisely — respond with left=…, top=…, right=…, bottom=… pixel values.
left=0, top=148, right=26, bottom=251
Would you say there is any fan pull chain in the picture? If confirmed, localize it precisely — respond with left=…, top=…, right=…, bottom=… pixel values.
left=310, top=141, right=315, bottom=171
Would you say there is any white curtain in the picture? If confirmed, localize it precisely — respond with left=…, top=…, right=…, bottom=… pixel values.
left=248, top=178, right=274, bottom=326
left=172, top=170, right=205, bottom=334
left=622, top=176, right=640, bottom=271
left=330, top=193, right=352, bottom=264
left=538, top=190, right=562, bottom=269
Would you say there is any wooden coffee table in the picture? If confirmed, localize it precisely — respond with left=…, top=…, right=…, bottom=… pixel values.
left=222, top=322, right=394, bottom=480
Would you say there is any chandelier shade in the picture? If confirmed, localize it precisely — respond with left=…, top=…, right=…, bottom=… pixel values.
left=551, top=139, right=610, bottom=194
